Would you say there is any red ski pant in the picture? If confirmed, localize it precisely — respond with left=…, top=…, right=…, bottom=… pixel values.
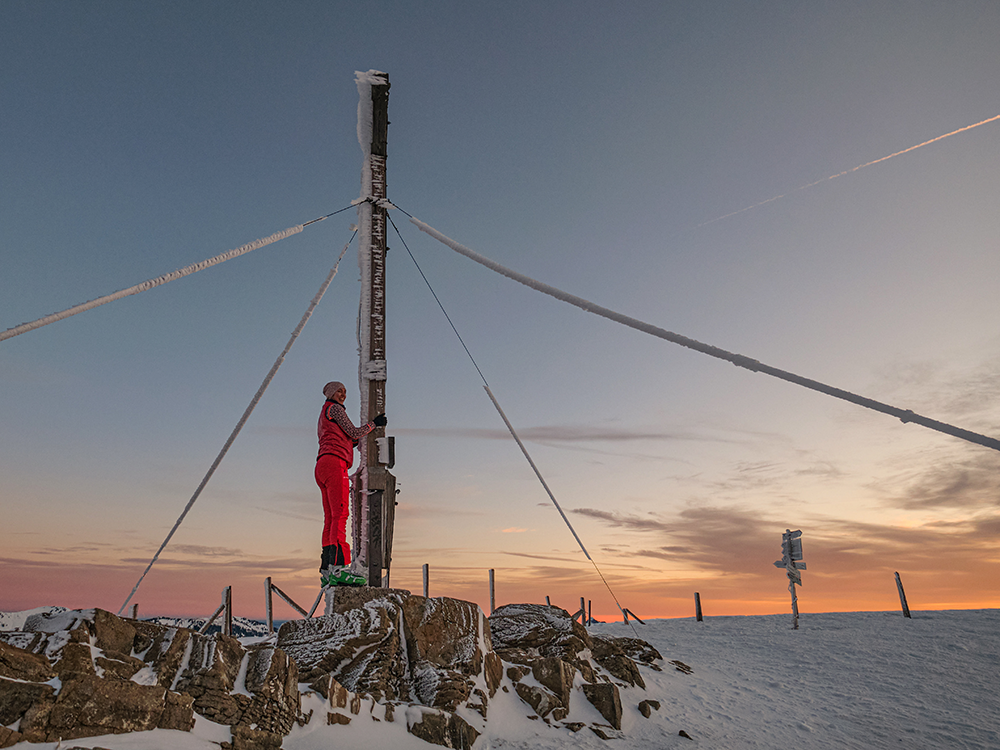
left=315, top=454, right=352, bottom=564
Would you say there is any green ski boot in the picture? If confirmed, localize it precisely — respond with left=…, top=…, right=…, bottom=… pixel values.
left=321, top=565, right=367, bottom=587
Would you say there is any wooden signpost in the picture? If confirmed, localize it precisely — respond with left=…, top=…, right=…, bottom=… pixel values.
left=774, top=529, right=806, bottom=629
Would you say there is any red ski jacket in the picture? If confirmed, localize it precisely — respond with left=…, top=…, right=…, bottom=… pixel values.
left=317, top=400, right=373, bottom=467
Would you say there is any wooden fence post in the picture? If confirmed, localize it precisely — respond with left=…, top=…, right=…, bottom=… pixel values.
left=306, top=588, right=326, bottom=617
left=199, top=586, right=229, bottom=635
left=694, top=592, right=703, bottom=622
left=423, top=563, right=429, bottom=598
left=269, top=582, right=308, bottom=618
left=488, top=569, right=495, bottom=614
left=265, top=577, right=274, bottom=634
left=895, top=571, right=911, bottom=618
left=545, top=596, right=551, bottom=607
left=587, top=599, right=592, bottom=626
left=130, top=603, right=138, bottom=620
left=224, top=585, right=233, bottom=637
left=624, top=608, right=646, bottom=625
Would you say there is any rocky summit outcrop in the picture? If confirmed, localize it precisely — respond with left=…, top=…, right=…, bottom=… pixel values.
left=277, top=587, right=496, bottom=747
left=488, top=603, right=663, bottom=733
left=0, top=596, right=665, bottom=748
left=0, top=608, right=297, bottom=748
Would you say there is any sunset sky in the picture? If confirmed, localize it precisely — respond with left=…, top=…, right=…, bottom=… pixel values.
left=3, top=1, right=1000, bottom=621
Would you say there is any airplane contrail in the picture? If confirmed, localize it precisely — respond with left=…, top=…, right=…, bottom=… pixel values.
left=697, top=114, right=1000, bottom=228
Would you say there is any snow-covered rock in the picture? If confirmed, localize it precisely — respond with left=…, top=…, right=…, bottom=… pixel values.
left=279, top=593, right=659, bottom=746
left=0, top=598, right=662, bottom=748
left=278, top=587, right=498, bottom=746
left=0, top=605, right=67, bottom=632
left=0, top=608, right=297, bottom=747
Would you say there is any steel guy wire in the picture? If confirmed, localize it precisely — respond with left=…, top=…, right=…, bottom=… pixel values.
left=388, top=212, right=641, bottom=635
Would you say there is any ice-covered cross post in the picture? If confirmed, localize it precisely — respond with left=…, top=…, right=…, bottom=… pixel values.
left=774, top=529, right=806, bottom=629
left=352, top=70, right=397, bottom=588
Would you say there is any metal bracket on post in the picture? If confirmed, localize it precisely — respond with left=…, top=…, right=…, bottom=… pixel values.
left=367, top=489, right=383, bottom=587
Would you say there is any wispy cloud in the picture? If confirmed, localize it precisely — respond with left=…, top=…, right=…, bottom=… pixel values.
left=869, top=351, right=1000, bottom=427
left=394, top=502, right=489, bottom=520
left=500, top=550, right=585, bottom=563
left=572, top=508, right=677, bottom=534
left=35, top=542, right=119, bottom=555
left=875, top=451, right=1000, bottom=511
left=574, top=505, right=777, bottom=574
left=165, top=544, right=247, bottom=558
left=253, top=505, right=320, bottom=523
left=394, top=425, right=742, bottom=444
left=393, top=423, right=759, bottom=464
left=119, top=555, right=313, bottom=572
left=572, top=503, right=1000, bottom=591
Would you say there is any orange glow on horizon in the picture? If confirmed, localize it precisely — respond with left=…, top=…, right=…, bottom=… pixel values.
left=2, top=560, right=997, bottom=623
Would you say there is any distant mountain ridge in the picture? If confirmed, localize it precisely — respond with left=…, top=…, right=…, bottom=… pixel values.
left=143, top=614, right=272, bottom=638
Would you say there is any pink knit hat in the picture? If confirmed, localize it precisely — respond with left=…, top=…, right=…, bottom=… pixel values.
left=323, top=381, right=346, bottom=399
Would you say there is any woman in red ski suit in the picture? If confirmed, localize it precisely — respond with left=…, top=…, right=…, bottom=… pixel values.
left=315, top=380, right=386, bottom=572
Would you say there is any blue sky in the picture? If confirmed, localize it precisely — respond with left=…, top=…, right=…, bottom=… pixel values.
left=3, top=1, right=1000, bottom=618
